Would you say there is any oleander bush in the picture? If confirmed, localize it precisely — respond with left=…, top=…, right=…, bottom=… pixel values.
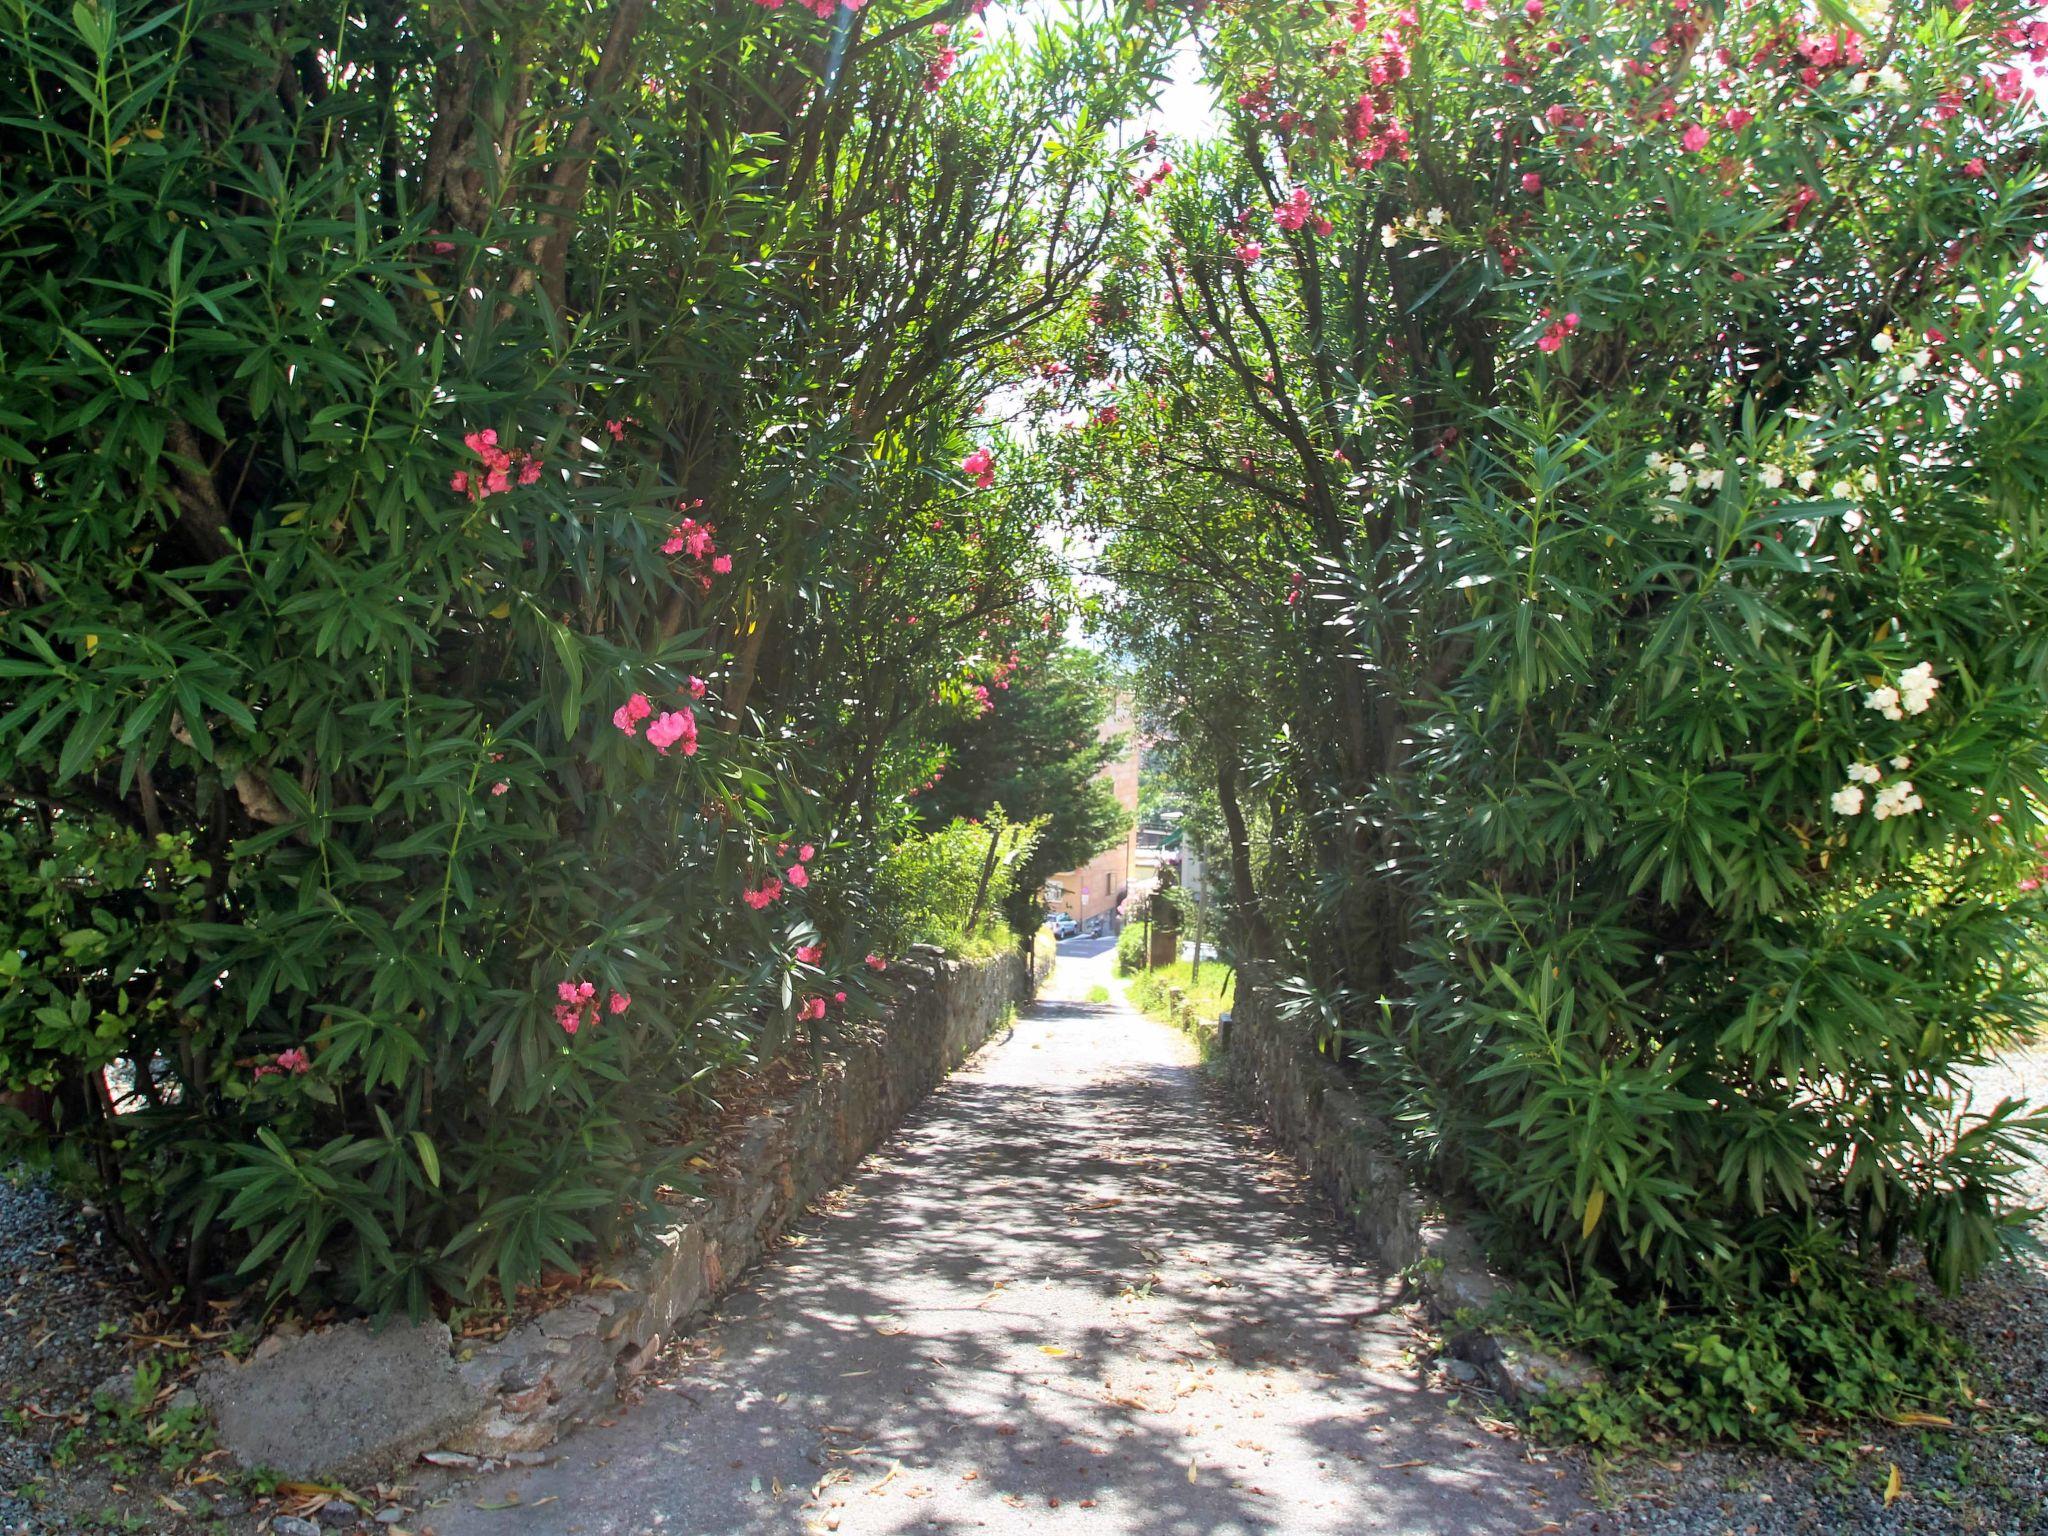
left=0, top=0, right=1162, bottom=1313
left=1076, top=0, right=2048, bottom=1434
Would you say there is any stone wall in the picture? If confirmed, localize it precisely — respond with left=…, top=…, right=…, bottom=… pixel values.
left=1223, top=980, right=1595, bottom=1402
left=1222, top=981, right=1432, bottom=1275
left=201, top=946, right=1044, bottom=1477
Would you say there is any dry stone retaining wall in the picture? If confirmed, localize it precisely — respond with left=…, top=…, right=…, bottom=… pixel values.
left=201, top=947, right=1044, bottom=1478
left=1222, top=979, right=1595, bottom=1402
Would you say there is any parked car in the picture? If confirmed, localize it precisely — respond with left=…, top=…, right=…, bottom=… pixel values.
left=1048, top=913, right=1078, bottom=939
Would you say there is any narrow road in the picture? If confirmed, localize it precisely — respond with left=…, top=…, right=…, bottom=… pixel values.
left=431, top=941, right=1586, bottom=1535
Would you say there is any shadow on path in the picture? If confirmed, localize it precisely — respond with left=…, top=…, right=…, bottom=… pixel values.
left=428, top=957, right=1588, bottom=1536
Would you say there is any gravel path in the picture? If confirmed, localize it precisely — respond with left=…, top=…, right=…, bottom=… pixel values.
left=423, top=943, right=1592, bottom=1536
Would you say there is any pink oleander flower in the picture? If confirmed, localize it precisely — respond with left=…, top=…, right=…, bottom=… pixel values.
left=786, top=863, right=809, bottom=888
left=605, top=419, right=627, bottom=442
left=834, top=990, right=847, bottom=1004
left=1271, top=187, right=1314, bottom=232
left=796, top=944, right=825, bottom=964
left=646, top=707, right=698, bottom=757
left=554, top=978, right=600, bottom=1033
left=1535, top=310, right=1580, bottom=353
left=688, top=676, right=708, bottom=698
left=609, top=992, right=631, bottom=1014
left=799, top=996, right=827, bottom=1021
left=450, top=471, right=469, bottom=493
left=491, top=781, right=509, bottom=796
left=1723, top=106, right=1754, bottom=130
left=866, top=953, right=888, bottom=971
left=1234, top=240, right=1262, bottom=267
left=613, top=692, right=653, bottom=736
left=712, top=555, right=732, bottom=574
left=962, top=448, right=996, bottom=488
left=799, top=844, right=815, bottom=862
left=1680, top=123, right=1709, bottom=154
left=276, top=1047, right=312, bottom=1075
left=1521, top=172, right=1542, bottom=193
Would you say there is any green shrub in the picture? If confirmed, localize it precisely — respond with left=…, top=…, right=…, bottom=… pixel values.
left=871, top=810, right=1043, bottom=959
left=1083, top=0, right=2048, bottom=1437
left=0, top=0, right=1159, bottom=1313
left=1115, top=922, right=1147, bottom=975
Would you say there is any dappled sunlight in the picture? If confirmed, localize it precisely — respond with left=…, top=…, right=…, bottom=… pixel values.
left=430, top=987, right=1582, bottom=1535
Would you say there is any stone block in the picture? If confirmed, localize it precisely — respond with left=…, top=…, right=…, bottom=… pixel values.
left=200, top=1320, right=480, bottom=1480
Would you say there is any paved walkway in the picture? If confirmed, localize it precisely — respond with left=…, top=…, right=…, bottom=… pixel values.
left=430, top=942, right=1586, bottom=1535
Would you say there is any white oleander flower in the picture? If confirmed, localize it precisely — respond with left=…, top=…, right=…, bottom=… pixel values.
left=1381, top=224, right=1400, bottom=248
left=1759, top=464, right=1784, bottom=489
left=1897, top=661, right=1939, bottom=715
left=1697, top=467, right=1725, bottom=492
left=1686, top=441, right=1708, bottom=459
left=1890, top=755, right=1911, bottom=771
left=1846, top=762, right=1882, bottom=785
left=1646, top=450, right=1670, bottom=471
left=1831, top=479, right=1856, bottom=500
left=1872, top=330, right=1894, bottom=354
left=1831, top=785, right=1866, bottom=816
left=1859, top=469, right=1879, bottom=493
left=1866, top=684, right=1903, bottom=721
left=1872, top=780, right=1923, bottom=820
left=1796, top=469, right=1819, bottom=491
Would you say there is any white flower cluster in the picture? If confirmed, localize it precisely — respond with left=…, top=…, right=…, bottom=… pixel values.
left=1865, top=661, right=1939, bottom=721
left=1380, top=207, right=1449, bottom=247
left=1645, top=445, right=1827, bottom=525
left=1829, top=468, right=1881, bottom=501
left=1831, top=754, right=1920, bottom=818
left=1832, top=662, right=1940, bottom=820
left=1847, top=65, right=1908, bottom=95
left=1870, top=328, right=1936, bottom=386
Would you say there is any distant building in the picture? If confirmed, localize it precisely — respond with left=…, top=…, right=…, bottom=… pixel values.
left=1043, top=696, right=1139, bottom=928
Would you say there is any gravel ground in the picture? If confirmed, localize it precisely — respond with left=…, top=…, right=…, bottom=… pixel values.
left=0, top=1173, right=146, bottom=1536
left=1606, top=1040, right=2048, bottom=1536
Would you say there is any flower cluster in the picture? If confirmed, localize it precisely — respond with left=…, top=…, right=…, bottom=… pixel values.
left=1534, top=307, right=1580, bottom=353
left=1379, top=206, right=1448, bottom=247
left=1129, top=159, right=1173, bottom=201
left=554, top=979, right=629, bottom=1035
left=925, top=23, right=958, bottom=92
left=646, top=707, right=698, bottom=756
left=1271, top=187, right=1333, bottom=236
left=1866, top=661, right=1940, bottom=721
left=1832, top=663, right=1941, bottom=820
left=450, top=429, right=543, bottom=502
left=614, top=692, right=700, bottom=756
left=1870, top=328, right=1940, bottom=386
left=961, top=447, right=996, bottom=489
left=662, top=501, right=731, bottom=590
left=254, top=1046, right=312, bottom=1079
